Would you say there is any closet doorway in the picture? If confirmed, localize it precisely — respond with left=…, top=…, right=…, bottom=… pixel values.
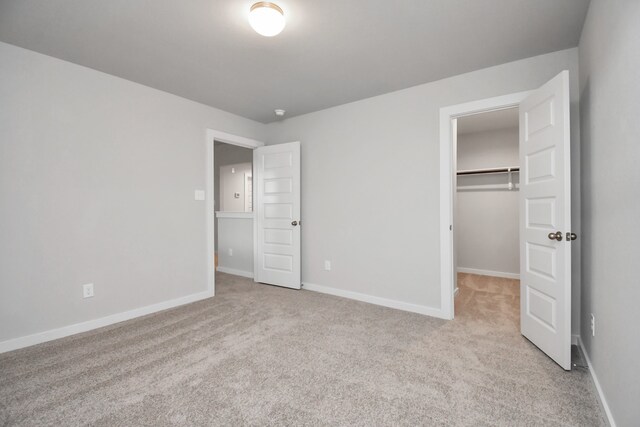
left=455, top=108, right=520, bottom=274
left=453, top=107, right=521, bottom=331
left=440, top=71, right=574, bottom=370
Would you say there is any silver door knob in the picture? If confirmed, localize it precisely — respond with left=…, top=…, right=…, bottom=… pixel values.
left=291, top=220, right=298, bottom=226
left=566, top=232, right=577, bottom=241
left=548, top=231, right=563, bottom=241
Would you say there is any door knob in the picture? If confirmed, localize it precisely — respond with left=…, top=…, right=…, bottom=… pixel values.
left=548, top=231, right=563, bottom=241
left=291, top=220, right=298, bottom=226
left=567, top=232, right=577, bottom=241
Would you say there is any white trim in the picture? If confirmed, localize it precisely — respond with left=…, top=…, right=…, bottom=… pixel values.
left=457, top=267, right=520, bottom=280
left=253, top=155, right=259, bottom=281
left=440, top=91, right=531, bottom=320
left=206, top=138, right=215, bottom=297
left=207, top=129, right=265, bottom=149
left=215, top=211, right=254, bottom=219
left=302, top=282, right=447, bottom=319
left=206, top=129, right=264, bottom=296
left=571, top=334, right=580, bottom=346
left=216, top=266, right=254, bottom=279
left=0, top=290, right=212, bottom=354
left=577, top=336, right=617, bottom=427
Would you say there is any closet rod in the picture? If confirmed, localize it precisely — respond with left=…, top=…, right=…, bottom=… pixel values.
left=456, top=166, right=520, bottom=176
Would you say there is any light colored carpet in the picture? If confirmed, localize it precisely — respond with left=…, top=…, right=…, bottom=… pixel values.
left=0, top=272, right=604, bottom=426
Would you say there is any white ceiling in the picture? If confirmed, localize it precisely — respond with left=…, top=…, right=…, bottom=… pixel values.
left=0, top=0, right=590, bottom=123
left=457, top=107, right=519, bottom=135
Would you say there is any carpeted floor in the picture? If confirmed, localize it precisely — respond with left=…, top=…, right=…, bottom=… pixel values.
left=0, top=272, right=604, bottom=426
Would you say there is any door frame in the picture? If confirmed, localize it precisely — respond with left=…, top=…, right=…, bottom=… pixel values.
left=206, top=129, right=265, bottom=296
left=439, top=91, right=531, bottom=319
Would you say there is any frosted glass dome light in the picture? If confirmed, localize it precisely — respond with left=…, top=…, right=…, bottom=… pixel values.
left=249, top=2, right=285, bottom=37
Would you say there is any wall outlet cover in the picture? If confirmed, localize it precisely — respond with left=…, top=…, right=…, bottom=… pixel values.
left=83, top=283, right=94, bottom=298
left=194, top=190, right=205, bottom=201
left=324, top=260, right=331, bottom=271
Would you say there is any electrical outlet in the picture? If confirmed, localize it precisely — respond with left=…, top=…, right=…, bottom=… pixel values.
left=590, top=313, right=595, bottom=337
left=324, top=260, right=331, bottom=271
left=228, top=248, right=233, bottom=256
left=83, top=283, right=94, bottom=299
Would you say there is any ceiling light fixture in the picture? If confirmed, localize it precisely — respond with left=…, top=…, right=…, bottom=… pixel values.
left=249, top=2, right=286, bottom=37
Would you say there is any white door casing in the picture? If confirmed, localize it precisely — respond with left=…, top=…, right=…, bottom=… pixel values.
left=452, top=118, right=459, bottom=297
left=440, top=91, right=529, bottom=320
left=254, top=142, right=301, bottom=289
left=519, top=70, right=572, bottom=370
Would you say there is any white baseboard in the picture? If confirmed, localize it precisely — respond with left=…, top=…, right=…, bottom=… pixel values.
left=457, top=267, right=520, bottom=280
left=216, top=266, right=254, bottom=279
left=571, top=334, right=580, bottom=345
left=302, top=282, right=447, bottom=320
left=0, top=290, right=213, bottom=354
left=577, top=336, right=616, bottom=427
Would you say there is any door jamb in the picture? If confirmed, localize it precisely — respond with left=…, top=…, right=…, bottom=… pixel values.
left=206, top=129, right=265, bottom=296
left=439, top=91, right=531, bottom=319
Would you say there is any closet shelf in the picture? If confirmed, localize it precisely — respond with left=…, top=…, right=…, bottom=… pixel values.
left=456, top=166, right=519, bottom=176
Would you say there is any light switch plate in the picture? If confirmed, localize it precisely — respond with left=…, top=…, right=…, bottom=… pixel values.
left=194, top=190, right=205, bottom=201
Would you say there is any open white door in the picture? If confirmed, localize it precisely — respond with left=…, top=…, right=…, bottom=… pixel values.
left=254, top=142, right=301, bottom=289
left=519, top=71, right=572, bottom=370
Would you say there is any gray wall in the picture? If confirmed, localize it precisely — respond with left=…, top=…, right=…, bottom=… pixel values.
left=0, top=42, right=265, bottom=343
left=456, top=127, right=519, bottom=276
left=219, top=163, right=252, bottom=212
left=579, top=1, right=640, bottom=425
left=456, top=128, right=519, bottom=171
left=217, top=217, right=254, bottom=276
left=266, top=48, right=581, bottom=325
left=0, top=41, right=587, bottom=351
left=213, top=142, right=253, bottom=213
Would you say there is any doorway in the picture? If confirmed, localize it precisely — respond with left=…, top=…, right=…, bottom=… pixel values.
left=439, top=71, right=573, bottom=370
left=205, top=129, right=264, bottom=296
left=214, top=141, right=255, bottom=278
left=453, top=107, right=520, bottom=313
left=205, top=130, right=302, bottom=295
left=453, top=107, right=521, bottom=338
left=439, top=92, right=528, bottom=320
